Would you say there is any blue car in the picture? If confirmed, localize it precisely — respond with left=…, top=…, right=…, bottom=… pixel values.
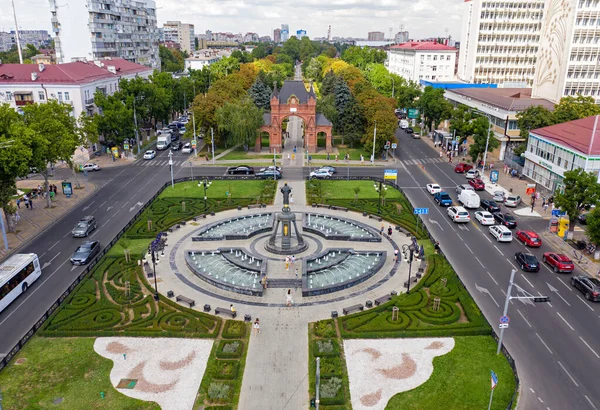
left=434, top=191, right=453, bottom=206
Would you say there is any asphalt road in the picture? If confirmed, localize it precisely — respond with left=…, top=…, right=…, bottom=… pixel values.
left=392, top=128, right=599, bottom=410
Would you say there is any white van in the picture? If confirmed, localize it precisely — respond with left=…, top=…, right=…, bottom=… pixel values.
left=399, top=119, right=409, bottom=129
left=458, top=190, right=481, bottom=209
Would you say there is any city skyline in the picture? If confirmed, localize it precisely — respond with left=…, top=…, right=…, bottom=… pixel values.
left=2, top=0, right=463, bottom=42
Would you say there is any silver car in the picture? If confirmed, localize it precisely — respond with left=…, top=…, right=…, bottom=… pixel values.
left=456, top=184, right=475, bottom=194
left=505, top=195, right=522, bottom=207
left=72, top=216, right=97, bottom=237
left=493, top=191, right=505, bottom=202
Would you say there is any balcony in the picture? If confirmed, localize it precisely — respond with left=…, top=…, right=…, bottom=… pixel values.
left=15, top=100, right=34, bottom=106
left=85, top=97, right=95, bottom=105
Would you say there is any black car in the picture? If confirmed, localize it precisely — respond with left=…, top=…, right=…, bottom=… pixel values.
left=405, top=127, right=414, bottom=134
left=318, top=165, right=337, bottom=174
left=493, top=212, right=517, bottom=228
left=255, top=170, right=282, bottom=179
left=227, top=165, right=255, bottom=175
left=571, top=275, right=600, bottom=301
left=481, top=199, right=501, bottom=214
left=515, top=252, right=540, bottom=272
left=170, top=133, right=179, bottom=142
left=70, top=240, right=100, bottom=265
left=171, top=141, right=183, bottom=151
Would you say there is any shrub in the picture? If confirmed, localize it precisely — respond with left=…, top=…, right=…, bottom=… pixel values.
left=320, top=377, right=343, bottom=398
left=222, top=320, right=246, bottom=339
left=208, top=382, right=231, bottom=400
left=216, top=340, right=244, bottom=359
left=314, top=339, right=339, bottom=357
left=212, top=360, right=239, bottom=380
left=314, top=320, right=337, bottom=338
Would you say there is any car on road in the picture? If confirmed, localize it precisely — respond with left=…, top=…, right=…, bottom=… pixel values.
left=481, top=199, right=501, bottom=214
left=182, top=143, right=193, bottom=154
left=465, top=169, right=480, bottom=179
left=489, top=225, right=513, bottom=242
left=171, top=141, right=183, bottom=151
left=543, top=252, right=574, bottom=273
left=143, top=150, right=156, bottom=160
left=426, top=183, right=442, bottom=195
left=255, top=170, right=282, bottom=179
left=454, top=163, right=473, bottom=173
left=456, top=184, right=474, bottom=195
left=469, top=178, right=485, bottom=191
left=309, top=169, right=332, bottom=179
left=170, top=132, right=180, bottom=142
left=227, top=165, right=255, bottom=175
left=475, top=211, right=496, bottom=225
left=70, top=240, right=100, bottom=265
left=156, top=128, right=172, bottom=136
left=82, top=163, right=100, bottom=172
left=434, top=191, right=453, bottom=206
left=71, top=216, right=97, bottom=238
left=405, top=127, right=414, bottom=134
left=515, top=252, right=540, bottom=272
left=317, top=165, right=337, bottom=174
left=447, top=206, right=470, bottom=223
left=494, top=212, right=518, bottom=228
left=504, top=195, right=522, bottom=207
left=259, top=165, right=282, bottom=173
left=571, top=275, right=600, bottom=301
left=493, top=191, right=505, bottom=202
left=516, top=230, right=542, bottom=247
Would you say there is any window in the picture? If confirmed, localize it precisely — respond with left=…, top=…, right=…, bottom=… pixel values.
left=64, top=92, right=70, bottom=101
left=427, top=55, right=431, bottom=61
left=6, top=92, right=12, bottom=101
left=38, top=91, right=45, bottom=101
left=432, top=66, right=437, bottom=71
left=447, top=55, right=451, bottom=61
left=57, top=92, right=63, bottom=101
left=433, top=55, right=438, bottom=61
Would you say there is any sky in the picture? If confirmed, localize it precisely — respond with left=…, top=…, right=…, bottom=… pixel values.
left=3, top=0, right=464, bottom=41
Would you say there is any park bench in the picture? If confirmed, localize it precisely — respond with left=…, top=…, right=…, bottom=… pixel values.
left=192, top=214, right=207, bottom=221
left=343, top=304, right=364, bottom=315
left=143, top=261, right=153, bottom=278
left=330, top=205, right=349, bottom=212
left=404, top=276, right=418, bottom=288
left=215, top=306, right=237, bottom=318
left=248, top=204, right=262, bottom=209
left=176, top=295, right=195, bottom=307
left=368, top=214, right=383, bottom=222
left=374, top=295, right=391, bottom=306
left=317, top=204, right=329, bottom=208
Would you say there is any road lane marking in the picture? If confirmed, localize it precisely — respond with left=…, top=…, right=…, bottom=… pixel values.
left=557, top=361, right=579, bottom=387
left=556, top=312, right=574, bottom=331
left=507, top=259, right=518, bottom=270
left=516, top=309, right=532, bottom=327
left=101, top=218, right=111, bottom=227
left=493, top=245, right=504, bottom=255
left=555, top=277, right=572, bottom=291
left=538, top=397, right=544, bottom=403
left=486, top=271, right=498, bottom=286
left=585, top=395, right=597, bottom=410
left=520, top=274, right=535, bottom=289
left=576, top=295, right=595, bottom=311
left=535, top=333, right=553, bottom=354
left=579, top=336, right=600, bottom=359
left=464, top=244, right=473, bottom=253
left=99, top=201, right=107, bottom=208
left=62, top=231, right=71, bottom=238
left=484, top=235, right=492, bottom=243
left=530, top=388, right=535, bottom=393
left=48, top=241, right=60, bottom=250
left=39, top=252, right=46, bottom=259
left=475, top=257, right=485, bottom=268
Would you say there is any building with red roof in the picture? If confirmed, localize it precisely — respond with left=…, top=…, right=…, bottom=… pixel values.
left=387, top=41, right=457, bottom=83
left=524, top=116, right=600, bottom=190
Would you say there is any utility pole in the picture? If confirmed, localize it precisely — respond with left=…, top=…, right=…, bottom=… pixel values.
left=211, top=127, right=215, bottom=165
left=133, top=97, right=140, bottom=149
left=11, top=0, right=23, bottom=64
left=168, top=150, right=174, bottom=188
left=192, top=82, right=197, bottom=158
left=371, top=121, right=377, bottom=165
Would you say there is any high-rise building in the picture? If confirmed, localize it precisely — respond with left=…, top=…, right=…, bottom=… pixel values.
left=273, top=28, right=281, bottom=43
left=281, top=24, right=289, bottom=42
left=243, top=32, right=259, bottom=43
left=532, top=0, right=600, bottom=104
left=0, top=30, right=50, bottom=52
left=49, top=0, right=160, bottom=69
left=296, top=30, right=307, bottom=38
left=205, top=30, right=213, bottom=41
left=394, top=31, right=409, bottom=44
left=457, top=0, right=545, bottom=87
left=163, top=21, right=195, bottom=53
left=368, top=31, right=385, bottom=41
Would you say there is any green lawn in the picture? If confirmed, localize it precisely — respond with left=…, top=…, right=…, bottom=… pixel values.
left=159, top=180, right=275, bottom=200
left=0, top=337, right=159, bottom=410
left=311, top=148, right=373, bottom=161
left=386, top=336, right=515, bottom=409
left=220, top=148, right=278, bottom=160
left=309, top=180, right=403, bottom=200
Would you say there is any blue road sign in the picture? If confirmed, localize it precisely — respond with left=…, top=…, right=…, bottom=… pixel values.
left=499, top=315, right=510, bottom=324
left=491, top=370, right=498, bottom=390
left=413, top=208, right=429, bottom=215
left=490, top=170, right=499, bottom=184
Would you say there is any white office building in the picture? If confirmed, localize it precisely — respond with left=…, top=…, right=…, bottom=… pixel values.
left=184, top=51, right=221, bottom=71
left=387, top=41, right=457, bottom=83
left=49, top=0, right=160, bottom=69
left=457, top=0, right=545, bottom=87
left=163, top=21, right=195, bottom=54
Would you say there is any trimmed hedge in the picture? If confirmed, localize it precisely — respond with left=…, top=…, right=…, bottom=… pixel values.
left=216, top=340, right=244, bottom=359
left=222, top=319, right=247, bottom=339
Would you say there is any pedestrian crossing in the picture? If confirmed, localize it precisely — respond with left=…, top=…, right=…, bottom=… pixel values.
left=134, top=159, right=193, bottom=167
left=398, top=157, right=447, bottom=166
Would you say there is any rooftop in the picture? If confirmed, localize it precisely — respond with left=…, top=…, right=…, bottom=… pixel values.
left=272, top=80, right=316, bottom=104
left=532, top=116, right=600, bottom=156
left=447, top=88, right=555, bottom=112
left=390, top=41, right=456, bottom=51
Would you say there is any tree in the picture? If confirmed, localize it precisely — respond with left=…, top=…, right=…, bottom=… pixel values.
left=419, top=86, right=452, bottom=132
left=321, top=70, right=336, bottom=96
left=353, top=187, right=360, bottom=202
left=341, top=46, right=387, bottom=69
left=553, top=95, right=600, bottom=124
left=333, top=78, right=352, bottom=144
left=316, top=94, right=338, bottom=133
left=209, top=56, right=241, bottom=82
left=94, top=90, right=134, bottom=145
left=467, top=117, right=499, bottom=163
left=281, top=36, right=301, bottom=62
left=554, top=168, right=600, bottom=232
left=305, top=57, right=323, bottom=82
left=340, top=97, right=366, bottom=148
left=21, top=100, right=80, bottom=208
left=159, top=45, right=184, bottom=72
left=248, top=77, right=272, bottom=110
left=585, top=207, right=600, bottom=245
left=450, top=105, right=475, bottom=143
left=396, top=80, right=422, bottom=110
left=216, top=97, right=264, bottom=149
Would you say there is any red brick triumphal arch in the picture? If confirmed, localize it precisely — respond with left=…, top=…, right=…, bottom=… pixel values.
left=257, top=80, right=333, bottom=153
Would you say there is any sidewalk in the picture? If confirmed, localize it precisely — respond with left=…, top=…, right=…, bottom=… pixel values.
left=0, top=179, right=97, bottom=261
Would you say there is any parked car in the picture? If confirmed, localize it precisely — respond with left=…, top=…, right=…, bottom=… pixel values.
left=318, top=165, right=337, bottom=174
left=504, top=195, right=522, bottom=207
left=70, top=240, right=101, bottom=265
left=256, top=170, right=282, bottom=179
left=259, top=165, right=282, bottom=173
left=405, top=127, right=414, bottom=134
left=516, top=230, right=542, bottom=247
left=434, top=191, right=453, bottom=206
left=447, top=206, right=470, bottom=223
left=481, top=199, right=501, bottom=214
left=71, top=215, right=97, bottom=238
left=489, top=225, right=513, bottom=242
left=182, top=143, right=193, bottom=154
left=469, top=178, right=485, bottom=191
left=578, top=213, right=589, bottom=225
left=474, top=211, right=496, bottom=226
left=309, top=169, right=332, bottom=179
left=494, top=212, right=518, bottom=228
left=82, top=163, right=100, bottom=172
left=493, top=191, right=505, bottom=202
left=571, top=275, right=600, bottom=301
left=426, top=183, right=442, bottom=195
left=456, top=184, right=474, bottom=195
left=515, top=252, right=540, bottom=272
left=171, top=141, right=183, bottom=151
left=465, top=169, right=480, bottom=179
left=543, top=252, right=574, bottom=273
left=143, top=150, right=156, bottom=160
left=227, top=166, right=254, bottom=175
left=454, top=163, right=473, bottom=173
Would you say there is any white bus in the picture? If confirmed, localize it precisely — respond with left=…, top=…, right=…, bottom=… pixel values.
left=0, top=253, right=41, bottom=313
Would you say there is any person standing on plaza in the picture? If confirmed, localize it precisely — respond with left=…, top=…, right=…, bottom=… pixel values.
left=394, top=249, right=399, bottom=262
left=380, top=224, right=384, bottom=235
left=253, top=318, right=260, bottom=335
left=285, top=289, right=293, bottom=307
left=285, top=255, right=290, bottom=270
left=290, top=255, right=296, bottom=269
left=388, top=226, right=393, bottom=236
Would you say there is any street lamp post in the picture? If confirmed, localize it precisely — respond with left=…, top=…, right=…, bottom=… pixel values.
left=192, top=81, right=197, bottom=158
left=189, top=161, right=193, bottom=181
left=168, top=150, right=174, bottom=188
left=201, top=178, right=212, bottom=209
left=402, top=243, right=415, bottom=293
left=133, top=96, right=140, bottom=150
left=373, top=181, right=387, bottom=214
left=149, top=236, right=165, bottom=301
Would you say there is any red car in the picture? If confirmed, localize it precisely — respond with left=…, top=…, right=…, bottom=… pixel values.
left=516, top=230, right=542, bottom=247
left=543, top=252, right=575, bottom=273
left=455, top=163, right=473, bottom=173
left=469, top=178, right=485, bottom=191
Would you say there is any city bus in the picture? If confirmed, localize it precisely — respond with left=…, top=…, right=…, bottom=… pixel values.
left=0, top=253, right=41, bottom=314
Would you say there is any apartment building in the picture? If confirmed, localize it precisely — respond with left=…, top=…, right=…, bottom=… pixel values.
left=49, top=0, right=160, bottom=69
left=395, top=31, right=409, bottom=44
left=458, top=0, right=545, bottom=87
left=532, top=0, right=600, bottom=104
left=163, top=21, right=195, bottom=54
left=281, top=24, right=289, bottom=42
left=274, top=28, right=281, bottom=43
left=387, top=41, right=457, bottom=83
left=0, top=30, right=50, bottom=52
left=243, top=33, right=260, bottom=43
left=368, top=31, right=385, bottom=41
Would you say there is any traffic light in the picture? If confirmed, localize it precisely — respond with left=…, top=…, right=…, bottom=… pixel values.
left=533, top=296, right=550, bottom=303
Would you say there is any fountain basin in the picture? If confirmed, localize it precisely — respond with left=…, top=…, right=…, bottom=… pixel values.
left=303, top=213, right=381, bottom=242
left=193, top=213, right=273, bottom=241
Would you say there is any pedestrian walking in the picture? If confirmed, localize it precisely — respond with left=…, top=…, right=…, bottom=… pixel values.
left=290, top=193, right=294, bottom=204
left=29, top=198, right=33, bottom=209
left=326, top=152, right=330, bottom=160
left=290, top=255, right=296, bottom=269
left=14, top=212, right=20, bottom=224
left=380, top=224, right=384, bottom=235
left=439, top=150, right=443, bottom=158
left=230, top=304, right=236, bottom=314
left=335, top=154, right=338, bottom=162
left=16, top=198, right=20, bottom=209
left=285, top=255, right=290, bottom=270
left=261, top=275, right=268, bottom=289
left=387, top=226, right=393, bottom=236
left=530, top=200, right=535, bottom=213
left=285, top=289, right=293, bottom=307
left=360, top=154, right=364, bottom=164
left=394, top=249, right=399, bottom=262
left=253, top=318, right=260, bottom=335
left=543, top=203, right=549, bottom=213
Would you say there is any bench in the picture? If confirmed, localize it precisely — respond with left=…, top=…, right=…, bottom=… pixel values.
left=193, top=214, right=207, bottom=221
left=374, top=295, right=391, bottom=306
left=404, top=276, right=418, bottom=288
left=215, top=306, right=237, bottom=318
left=343, top=304, right=364, bottom=315
left=248, top=204, right=262, bottom=209
left=176, top=295, right=195, bottom=307
left=330, top=206, right=349, bottom=212
left=143, top=262, right=154, bottom=278
left=368, top=214, right=383, bottom=222
left=317, top=204, right=329, bottom=208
